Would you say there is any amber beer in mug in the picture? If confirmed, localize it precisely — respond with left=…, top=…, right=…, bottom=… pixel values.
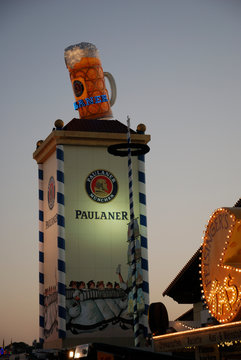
left=64, top=42, right=116, bottom=120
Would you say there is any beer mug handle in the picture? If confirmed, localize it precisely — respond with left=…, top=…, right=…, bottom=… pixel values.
left=104, top=72, right=117, bottom=107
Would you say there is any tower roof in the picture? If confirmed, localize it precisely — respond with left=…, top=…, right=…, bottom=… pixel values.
left=63, top=118, right=136, bottom=134
left=33, top=118, right=150, bottom=164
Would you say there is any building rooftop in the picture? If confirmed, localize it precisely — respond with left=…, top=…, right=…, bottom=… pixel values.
left=63, top=118, right=136, bottom=134
left=162, top=247, right=202, bottom=304
left=33, top=118, right=150, bottom=164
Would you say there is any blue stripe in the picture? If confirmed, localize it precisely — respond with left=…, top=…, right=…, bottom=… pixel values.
left=141, top=236, right=147, bottom=248
left=141, top=258, right=148, bottom=271
left=140, top=214, right=147, bottom=227
left=58, top=305, right=66, bottom=319
left=58, top=329, right=66, bottom=339
left=39, top=251, right=44, bottom=263
left=138, top=154, right=145, bottom=162
left=58, top=282, right=66, bottom=296
left=142, top=281, right=149, bottom=293
left=57, top=170, right=64, bottom=183
left=39, top=210, right=43, bottom=222
left=57, top=192, right=64, bottom=205
left=39, top=189, right=43, bottom=201
left=39, top=338, right=44, bottom=344
left=38, top=169, right=43, bottom=180
left=139, top=192, right=146, bottom=205
left=58, top=259, right=65, bottom=272
left=39, top=231, right=44, bottom=243
left=138, top=171, right=145, bottom=183
left=58, top=214, right=65, bottom=227
left=39, top=272, right=44, bottom=284
left=39, top=316, right=44, bottom=328
left=58, top=237, right=65, bottom=249
left=56, top=148, right=64, bottom=161
left=39, top=294, right=44, bottom=306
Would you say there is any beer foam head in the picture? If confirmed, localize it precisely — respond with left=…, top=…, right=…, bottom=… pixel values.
left=64, top=42, right=99, bottom=68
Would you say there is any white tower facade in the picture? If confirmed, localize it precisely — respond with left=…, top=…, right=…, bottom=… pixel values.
left=33, top=118, right=150, bottom=349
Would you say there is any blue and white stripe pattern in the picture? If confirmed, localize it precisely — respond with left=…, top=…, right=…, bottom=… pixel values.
left=127, top=116, right=141, bottom=347
left=38, top=164, right=44, bottom=343
left=56, top=145, right=66, bottom=339
left=138, top=152, right=150, bottom=338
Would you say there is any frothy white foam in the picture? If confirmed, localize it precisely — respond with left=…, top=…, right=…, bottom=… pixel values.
left=64, top=42, right=99, bottom=68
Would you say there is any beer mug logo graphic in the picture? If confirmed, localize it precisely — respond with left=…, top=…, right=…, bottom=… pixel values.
left=73, top=80, right=84, bottom=98
left=85, top=170, right=118, bottom=203
left=64, top=42, right=116, bottom=120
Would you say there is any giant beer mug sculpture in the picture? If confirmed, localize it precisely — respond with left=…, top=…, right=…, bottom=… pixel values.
left=64, top=42, right=116, bottom=120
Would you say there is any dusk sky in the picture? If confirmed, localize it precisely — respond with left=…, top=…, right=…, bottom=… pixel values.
left=1, top=0, right=241, bottom=345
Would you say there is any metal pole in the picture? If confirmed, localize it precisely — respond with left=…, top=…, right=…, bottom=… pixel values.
left=127, top=116, right=141, bottom=347
left=138, top=151, right=150, bottom=339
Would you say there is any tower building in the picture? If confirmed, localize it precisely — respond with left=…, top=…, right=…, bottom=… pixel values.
left=33, top=118, right=150, bottom=348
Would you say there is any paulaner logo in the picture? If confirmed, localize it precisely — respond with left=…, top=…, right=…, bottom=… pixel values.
left=48, top=176, right=55, bottom=210
left=86, top=170, right=118, bottom=203
left=74, top=94, right=108, bottom=110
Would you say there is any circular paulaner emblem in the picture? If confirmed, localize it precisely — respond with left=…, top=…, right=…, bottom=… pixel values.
left=73, top=80, right=84, bottom=97
left=86, top=170, right=118, bottom=203
left=48, top=176, right=55, bottom=210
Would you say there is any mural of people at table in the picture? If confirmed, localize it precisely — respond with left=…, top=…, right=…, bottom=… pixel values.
left=44, top=285, right=58, bottom=340
left=66, top=272, right=132, bottom=335
left=66, top=219, right=145, bottom=336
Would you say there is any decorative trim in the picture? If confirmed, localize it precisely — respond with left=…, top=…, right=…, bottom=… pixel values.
left=33, top=130, right=150, bottom=164
left=56, top=145, right=66, bottom=338
left=38, top=165, right=44, bottom=343
left=138, top=153, right=150, bottom=338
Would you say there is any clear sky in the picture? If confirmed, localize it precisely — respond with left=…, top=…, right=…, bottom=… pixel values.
left=1, top=0, right=241, bottom=346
